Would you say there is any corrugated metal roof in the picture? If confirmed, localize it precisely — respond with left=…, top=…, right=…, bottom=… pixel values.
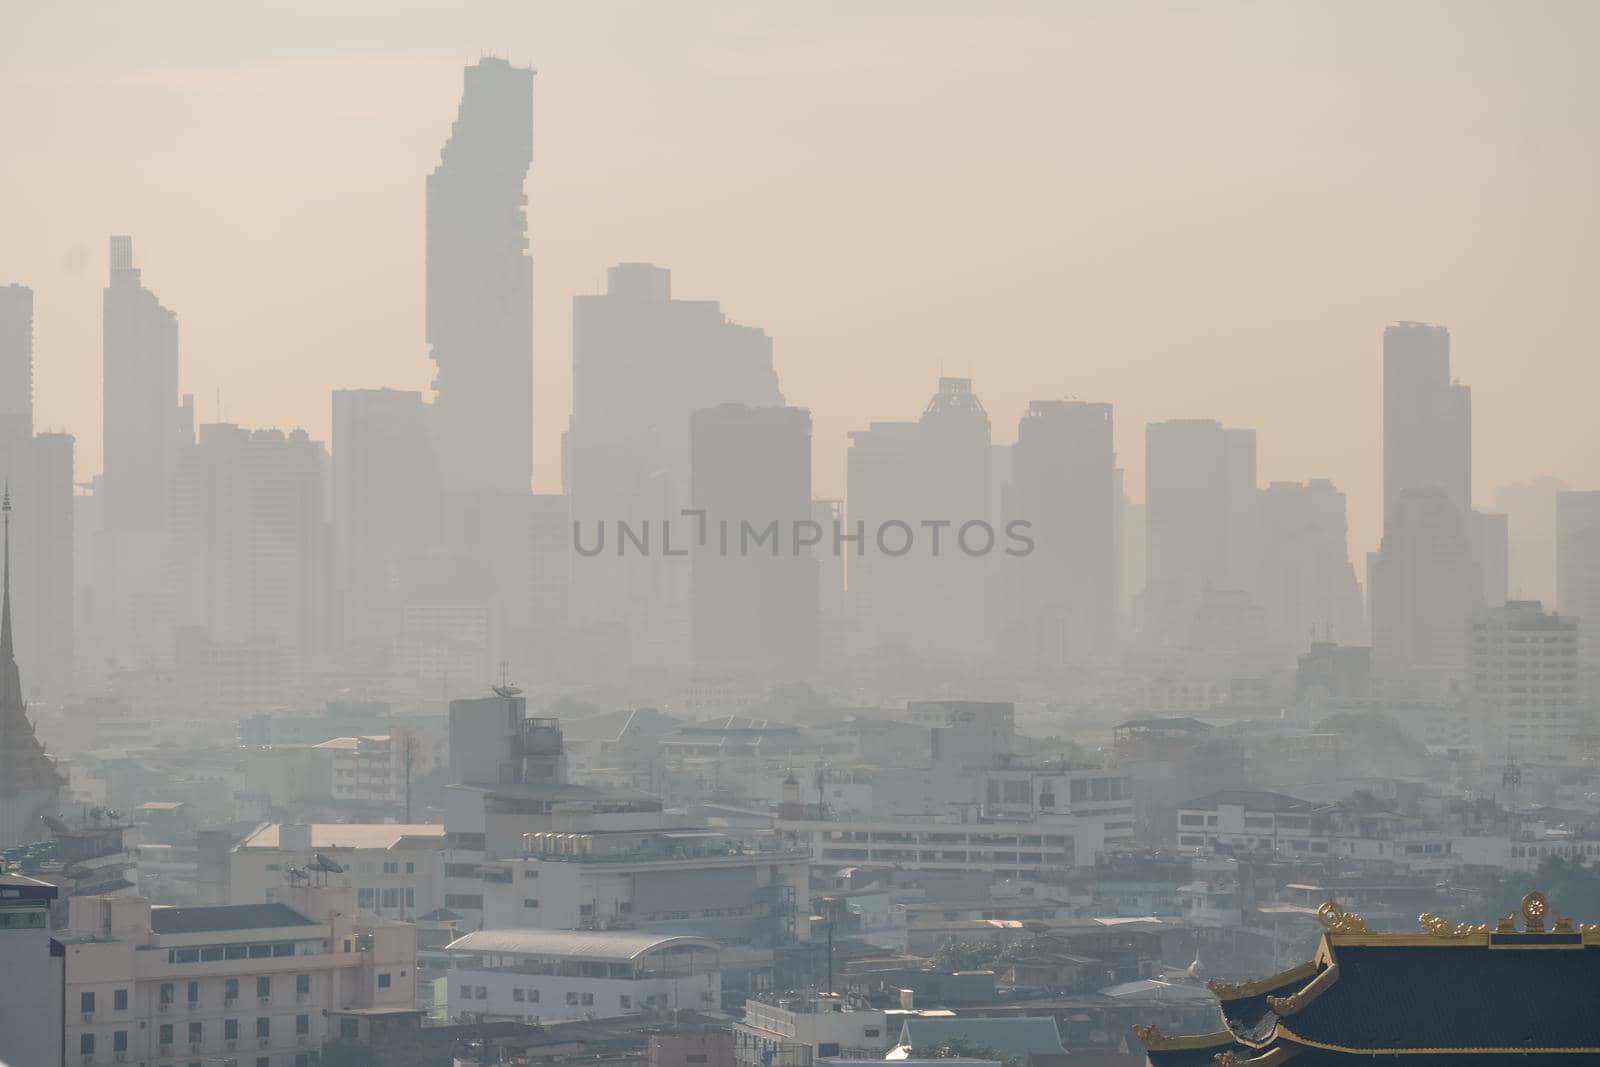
left=151, top=903, right=316, bottom=934
left=237, top=823, right=445, bottom=851
left=445, top=929, right=719, bottom=962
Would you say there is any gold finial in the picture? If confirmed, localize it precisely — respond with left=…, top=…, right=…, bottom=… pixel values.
left=1521, top=891, right=1549, bottom=933
left=1316, top=900, right=1373, bottom=934
left=1495, top=913, right=1519, bottom=933
left=1418, top=913, right=1487, bottom=939
left=1132, top=1023, right=1166, bottom=1046
left=1553, top=914, right=1575, bottom=934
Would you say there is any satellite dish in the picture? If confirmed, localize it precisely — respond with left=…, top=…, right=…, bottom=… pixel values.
left=310, top=853, right=345, bottom=874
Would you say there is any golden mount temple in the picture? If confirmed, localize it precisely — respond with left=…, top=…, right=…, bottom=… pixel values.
left=1134, top=892, right=1600, bottom=1065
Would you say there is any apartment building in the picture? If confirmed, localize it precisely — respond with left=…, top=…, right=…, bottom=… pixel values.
left=62, top=884, right=414, bottom=1067
left=230, top=822, right=445, bottom=921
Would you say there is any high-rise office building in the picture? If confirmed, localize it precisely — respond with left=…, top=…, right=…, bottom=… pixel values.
left=426, top=58, right=535, bottom=495
left=568, top=263, right=782, bottom=670
left=916, top=378, right=993, bottom=660
left=168, top=425, right=330, bottom=683
left=1255, top=479, right=1366, bottom=650
left=1142, top=419, right=1257, bottom=648
left=1005, top=399, right=1116, bottom=667
left=1470, top=509, right=1509, bottom=608
left=0, top=283, right=32, bottom=447
left=1495, top=477, right=1568, bottom=604
left=690, top=404, right=816, bottom=679
left=100, top=236, right=190, bottom=664
left=1383, top=321, right=1470, bottom=523
left=1556, top=490, right=1600, bottom=689
left=331, top=388, right=442, bottom=656
left=1369, top=489, right=1481, bottom=678
left=846, top=420, right=920, bottom=656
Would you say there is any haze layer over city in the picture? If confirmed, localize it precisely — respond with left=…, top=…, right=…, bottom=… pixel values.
left=1, top=4, right=1599, bottom=1067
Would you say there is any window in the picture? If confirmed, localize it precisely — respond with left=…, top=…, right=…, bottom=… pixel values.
left=459, top=985, right=472, bottom=1001
left=160, top=983, right=176, bottom=1004
left=256, top=1017, right=270, bottom=1038
left=579, top=904, right=594, bottom=916
left=297, top=1056, right=312, bottom=1067
left=113, top=1031, right=128, bottom=1052
left=444, top=894, right=483, bottom=910
left=619, top=994, right=631, bottom=1009
left=524, top=898, right=540, bottom=909
left=357, top=888, right=376, bottom=908
left=687, top=1056, right=708, bottom=1064
left=382, top=888, right=399, bottom=908
left=474, top=986, right=487, bottom=1000
left=382, top=862, right=398, bottom=874
left=513, top=988, right=526, bottom=1002
left=82, top=991, right=95, bottom=1013
left=188, top=1022, right=202, bottom=1043
left=818, top=1044, right=841, bottom=1058
left=257, top=976, right=271, bottom=999
left=566, top=992, right=579, bottom=1006
left=225, top=1019, right=239, bottom=1040
left=80, top=1034, right=95, bottom=1055
left=340, top=1018, right=360, bottom=1041
left=296, top=1014, right=309, bottom=1035
left=114, top=988, right=128, bottom=1011
left=405, top=862, right=415, bottom=874
left=523, top=869, right=538, bottom=879
left=864, top=1028, right=881, bottom=1038
left=187, top=980, right=200, bottom=1004
left=378, top=973, right=391, bottom=989
left=257, top=1059, right=270, bottom=1067
left=528, top=989, right=539, bottom=1003
left=581, top=992, right=594, bottom=1006
left=159, top=1024, right=173, bottom=1045
left=225, top=978, right=239, bottom=1001
left=406, top=888, right=415, bottom=907
left=296, top=973, right=310, bottom=996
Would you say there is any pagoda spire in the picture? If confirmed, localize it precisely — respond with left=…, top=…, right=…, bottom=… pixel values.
left=2, top=482, right=12, bottom=663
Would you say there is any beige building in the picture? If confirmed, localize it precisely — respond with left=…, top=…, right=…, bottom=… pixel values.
left=61, top=883, right=414, bottom=1067
left=230, top=823, right=445, bottom=922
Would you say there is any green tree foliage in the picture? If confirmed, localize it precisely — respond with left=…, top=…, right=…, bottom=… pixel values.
left=1475, top=855, right=1600, bottom=924
left=929, top=940, right=1007, bottom=972
left=913, top=1038, right=1022, bottom=1067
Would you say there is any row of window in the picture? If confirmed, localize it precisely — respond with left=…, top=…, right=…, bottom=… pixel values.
left=145, top=974, right=312, bottom=1007
left=165, top=942, right=305, bottom=965
left=356, top=887, right=415, bottom=909
left=78, top=1014, right=309, bottom=1052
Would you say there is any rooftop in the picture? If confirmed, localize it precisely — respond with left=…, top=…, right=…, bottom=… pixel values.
left=237, top=822, right=445, bottom=851
left=446, top=929, right=719, bottom=962
left=150, top=902, right=316, bottom=935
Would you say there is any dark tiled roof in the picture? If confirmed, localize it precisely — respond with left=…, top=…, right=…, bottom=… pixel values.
left=1286, top=943, right=1600, bottom=1050
left=150, top=903, right=316, bottom=935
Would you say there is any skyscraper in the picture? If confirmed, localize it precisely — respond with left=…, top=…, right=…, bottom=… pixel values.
left=426, top=58, right=535, bottom=495
left=916, top=378, right=992, bottom=661
left=1383, top=321, right=1470, bottom=522
left=1005, top=399, right=1116, bottom=667
left=846, top=420, right=920, bottom=655
left=0, top=284, right=32, bottom=447
left=1255, top=479, right=1366, bottom=650
left=568, top=263, right=782, bottom=671
left=100, top=236, right=189, bottom=665
left=1142, top=418, right=1257, bottom=648
left=1556, top=490, right=1600, bottom=691
left=690, top=404, right=816, bottom=679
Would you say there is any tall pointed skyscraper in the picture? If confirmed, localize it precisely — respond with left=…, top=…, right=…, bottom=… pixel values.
left=0, top=486, right=63, bottom=850
left=426, top=58, right=535, bottom=494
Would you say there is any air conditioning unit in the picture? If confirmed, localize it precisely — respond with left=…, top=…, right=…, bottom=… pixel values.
left=226, top=1040, right=238, bottom=1051
left=259, top=996, right=271, bottom=1005
left=114, top=1053, right=128, bottom=1063
left=191, top=1042, right=203, bottom=1053
left=259, top=1037, right=271, bottom=1048
left=296, top=992, right=308, bottom=1003
left=82, top=1012, right=94, bottom=1023
left=297, top=1036, right=309, bottom=1048
left=158, top=1003, right=171, bottom=1013
left=188, top=1000, right=200, bottom=1011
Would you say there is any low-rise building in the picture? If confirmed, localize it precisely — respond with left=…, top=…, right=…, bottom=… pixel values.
left=230, top=822, right=445, bottom=921
left=0, top=871, right=63, bottom=1067
left=735, top=993, right=889, bottom=1067
left=60, top=884, right=414, bottom=1067
left=443, top=929, right=721, bottom=1023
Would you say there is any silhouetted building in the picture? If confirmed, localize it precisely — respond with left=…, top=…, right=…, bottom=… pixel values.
left=1256, top=479, right=1366, bottom=650
left=0, top=488, right=63, bottom=849
left=690, top=404, right=816, bottom=679
left=331, top=387, right=442, bottom=658
left=568, top=263, right=782, bottom=670
left=168, top=424, right=330, bottom=682
left=1471, top=508, right=1509, bottom=608
left=1383, top=321, right=1470, bottom=522
left=1143, top=419, right=1257, bottom=648
left=1005, top=399, right=1116, bottom=667
left=100, top=236, right=191, bottom=664
left=1496, top=477, right=1568, bottom=604
left=1370, top=488, right=1480, bottom=679
left=0, top=283, right=31, bottom=447
left=426, top=58, right=535, bottom=495
left=846, top=420, right=919, bottom=655
left=1557, top=490, right=1600, bottom=689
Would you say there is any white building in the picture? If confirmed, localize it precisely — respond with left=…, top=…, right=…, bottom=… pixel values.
left=734, top=993, right=889, bottom=1067
left=61, top=884, right=414, bottom=1067
left=1469, top=600, right=1583, bottom=764
left=0, top=871, right=63, bottom=1067
left=230, top=822, right=445, bottom=921
left=314, top=735, right=404, bottom=806
left=443, top=929, right=719, bottom=1023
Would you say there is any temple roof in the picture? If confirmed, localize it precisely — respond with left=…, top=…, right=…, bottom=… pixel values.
left=0, top=487, right=63, bottom=804
left=1138, top=893, right=1600, bottom=1063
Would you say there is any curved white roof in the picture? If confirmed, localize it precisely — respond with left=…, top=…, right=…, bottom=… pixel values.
left=445, top=929, right=719, bottom=962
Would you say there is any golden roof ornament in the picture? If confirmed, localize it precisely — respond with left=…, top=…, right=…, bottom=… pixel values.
left=1316, top=900, right=1373, bottom=935
left=1418, top=912, right=1487, bottom=939
left=1522, top=891, right=1548, bottom=933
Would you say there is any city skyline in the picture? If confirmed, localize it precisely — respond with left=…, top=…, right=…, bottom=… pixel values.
left=3, top=2, right=1598, bottom=562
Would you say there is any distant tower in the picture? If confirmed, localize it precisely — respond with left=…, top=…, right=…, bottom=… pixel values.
left=0, top=284, right=32, bottom=447
left=0, top=486, right=64, bottom=850
left=426, top=58, right=535, bottom=495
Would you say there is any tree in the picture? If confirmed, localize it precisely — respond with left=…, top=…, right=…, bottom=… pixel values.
left=913, top=1039, right=1022, bottom=1067
left=929, top=940, right=1006, bottom=972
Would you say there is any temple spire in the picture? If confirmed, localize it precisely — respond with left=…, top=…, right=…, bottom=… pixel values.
left=1, top=481, right=11, bottom=662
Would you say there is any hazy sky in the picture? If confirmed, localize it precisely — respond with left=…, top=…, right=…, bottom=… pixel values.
left=2, top=0, right=1596, bottom=561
